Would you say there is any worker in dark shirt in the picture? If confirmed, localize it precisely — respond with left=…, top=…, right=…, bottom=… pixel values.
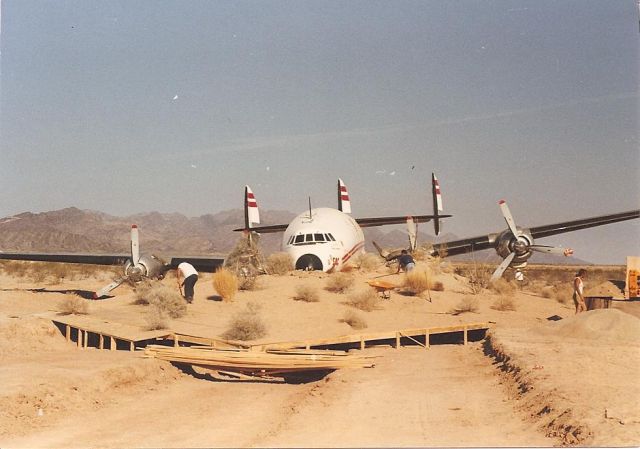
left=397, top=250, right=416, bottom=273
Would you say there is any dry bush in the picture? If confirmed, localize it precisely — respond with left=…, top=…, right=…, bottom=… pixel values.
left=59, top=295, right=89, bottom=315
left=553, top=284, right=574, bottom=304
left=213, top=268, right=239, bottom=301
left=450, top=297, right=479, bottom=315
left=488, top=278, right=516, bottom=296
left=238, top=272, right=259, bottom=291
left=340, top=310, right=367, bottom=329
left=347, top=288, right=381, bottom=312
left=403, top=268, right=443, bottom=295
left=266, top=252, right=294, bottom=275
left=134, top=282, right=186, bottom=318
left=144, top=307, right=169, bottom=330
left=0, top=260, right=29, bottom=277
left=222, top=302, right=267, bottom=341
left=411, top=248, right=427, bottom=262
left=491, top=295, right=516, bottom=311
left=325, top=272, right=355, bottom=293
left=354, top=253, right=379, bottom=272
left=293, top=284, right=320, bottom=302
left=540, top=285, right=555, bottom=298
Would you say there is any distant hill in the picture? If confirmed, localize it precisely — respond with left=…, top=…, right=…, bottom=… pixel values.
left=0, top=207, right=590, bottom=265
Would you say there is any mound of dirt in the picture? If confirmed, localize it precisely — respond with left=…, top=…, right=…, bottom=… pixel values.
left=0, top=318, right=69, bottom=360
left=588, top=281, right=624, bottom=297
left=541, top=309, right=640, bottom=343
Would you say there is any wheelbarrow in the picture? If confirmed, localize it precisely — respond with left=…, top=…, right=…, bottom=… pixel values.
left=366, top=279, right=399, bottom=299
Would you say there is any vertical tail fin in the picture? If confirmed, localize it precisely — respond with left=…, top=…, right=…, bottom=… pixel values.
left=244, top=185, right=260, bottom=230
left=432, top=173, right=443, bottom=236
left=337, top=178, right=351, bottom=214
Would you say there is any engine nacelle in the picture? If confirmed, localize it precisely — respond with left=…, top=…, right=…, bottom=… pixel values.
left=124, top=254, right=166, bottom=281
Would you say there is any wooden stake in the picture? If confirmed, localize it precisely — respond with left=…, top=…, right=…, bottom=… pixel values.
left=395, top=332, right=400, bottom=349
left=463, top=325, right=468, bottom=345
left=130, top=341, right=134, bottom=351
left=424, top=329, right=430, bottom=349
left=65, top=325, right=70, bottom=342
left=110, top=336, right=116, bottom=351
left=99, top=334, right=104, bottom=350
left=77, top=329, right=81, bottom=348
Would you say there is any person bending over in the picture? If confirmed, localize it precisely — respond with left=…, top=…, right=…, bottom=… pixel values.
left=397, top=250, right=416, bottom=273
left=177, top=262, right=198, bottom=304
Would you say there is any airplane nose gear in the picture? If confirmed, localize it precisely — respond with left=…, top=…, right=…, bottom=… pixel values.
left=295, top=254, right=323, bottom=271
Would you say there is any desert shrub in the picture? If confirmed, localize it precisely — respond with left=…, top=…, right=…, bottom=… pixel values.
left=213, top=268, right=239, bottom=301
left=325, top=272, right=354, bottom=293
left=553, top=284, right=573, bottom=304
left=403, top=268, right=431, bottom=295
left=340, top=310, right=367, bottom=329
left=354, top=253, right=379, bottom=272
left=222, top=302, right=267, bottom=341
left=403, top=268, right=444, bottom=295
left=450, top=297, right=479, bottom=315
left=266, top=252, right=294, bottom=275
left=411, top=248, right=427, bottom=262
left=347, top=288, right=381, bottom=312
left=59, top=296, right=89, bottom=315
left=488, top=278, right=516, bottom=296
left=491, top=295, right=516, bottom=311
left=144, top=307, right=169, bottom=330
left=540, top=285, right=555, bottom=299
left=134, top=282, right=186, bottom=318
left=294, top=284, right=320, bottom=302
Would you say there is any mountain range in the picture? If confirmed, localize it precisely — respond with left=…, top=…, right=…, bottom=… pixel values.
left=0, top=207, right=587, bottom=264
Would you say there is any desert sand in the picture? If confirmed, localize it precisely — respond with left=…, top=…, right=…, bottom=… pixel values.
left=1, top=259, right=639, bottom=448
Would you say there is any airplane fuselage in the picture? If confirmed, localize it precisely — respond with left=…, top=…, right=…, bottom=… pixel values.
left=282, top=207, right=365, bottom=272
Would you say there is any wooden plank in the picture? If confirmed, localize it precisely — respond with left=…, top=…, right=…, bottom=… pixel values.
left=77, top=329, right=81, bottom=348
left=83, top=330, right=88, bottom=348
left=424, top=329, right=429, bottom=349
left=395, top=332, right=400, bottom=349
left=130, top=341, right=134, bottom=351
left=99, top=334, right=104, bottom=350
left=463, top=325, right=468, bottom=345
left=110, top=336, right=115, bottom=351
left=360, top=335, right=365, bottom=350
left=65, top=324, right=70, bottom=342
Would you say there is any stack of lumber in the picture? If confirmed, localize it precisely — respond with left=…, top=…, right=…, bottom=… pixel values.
left=144, top=345, right=375, bottom=377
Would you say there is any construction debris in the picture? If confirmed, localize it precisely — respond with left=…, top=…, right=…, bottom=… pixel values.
left=144, top=345, right=375, bottom=379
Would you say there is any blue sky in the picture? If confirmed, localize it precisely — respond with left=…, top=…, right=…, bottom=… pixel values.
left=1, top=0, right=638, bottom=263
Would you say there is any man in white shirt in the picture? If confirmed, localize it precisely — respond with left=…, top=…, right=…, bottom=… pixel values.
left=177, top=262, right=198, bottom=303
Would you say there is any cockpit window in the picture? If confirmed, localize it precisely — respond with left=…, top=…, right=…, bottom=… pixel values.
left=287, top=235, right=294, bottom=245
left=314, top=233, right=325, bottom=242
left=305, top=234, right=313, bottom=242
left=326, top=233, right=336, bottom=241
left=294, top=234, right=305, bottom=244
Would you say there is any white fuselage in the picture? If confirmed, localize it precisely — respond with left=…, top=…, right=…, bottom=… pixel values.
left=282, top=207, right=365, bottom=272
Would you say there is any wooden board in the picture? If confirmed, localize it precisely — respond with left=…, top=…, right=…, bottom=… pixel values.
left=43, top=312, right=171, bottom=343
left=250, top=322, right=490, bottom=351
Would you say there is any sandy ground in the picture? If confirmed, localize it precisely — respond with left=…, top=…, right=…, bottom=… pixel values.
left=0, top=260, right=639, bottom=447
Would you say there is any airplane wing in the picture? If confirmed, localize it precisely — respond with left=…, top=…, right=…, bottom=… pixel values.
left=356, top=214, right=452, bottom=228
left=528, top=210, right=639, bottom=239
left=429, top=209, right=640, bottom=258
left=0, top=252, right=225, bottom=272
left=232, top=224, right=289, bottom=234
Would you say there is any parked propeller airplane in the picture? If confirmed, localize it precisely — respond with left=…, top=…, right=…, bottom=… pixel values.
left=0, top=225, right=224, bottom=298
left=235, top=175, right=639, bottom=278
left=234, top=174, right=449, bottom=272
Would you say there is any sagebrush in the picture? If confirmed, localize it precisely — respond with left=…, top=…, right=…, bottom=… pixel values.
left=266, top=252, right=294, bottom=275
left=491, top=295, right=516, bottom=311
left=325, top=272, right=354, bottom=293
left=347, top=288, right=381, bottom=312
left=294, top=284, right=320, bottom=302
left=134, top=282, right=186, bottom=318
left=213, top=268, right=239, bottom=301
left=340, top=310, right=367, bottom=329
left=59, top=295, right=89, bottom=315
left=222, top=302, right=267, bottom=341
left=451, top=297, right=479, bottom=315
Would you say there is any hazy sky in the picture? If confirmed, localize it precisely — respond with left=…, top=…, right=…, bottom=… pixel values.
left=1, top=0, right=638, bottom=264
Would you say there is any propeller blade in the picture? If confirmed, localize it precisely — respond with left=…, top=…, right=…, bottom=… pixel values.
left=531, top=245, right=574, bottom=256
left=94, top=276, right=127, bottom=299
left=490, top=251, right=516, bottom=283
left=406, top=216, right=417, bottom=251
left=131, top=225, right=140, bottom=266
left=499, top=200, right=521, bottom=237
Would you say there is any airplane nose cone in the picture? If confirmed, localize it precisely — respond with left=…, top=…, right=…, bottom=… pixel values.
left=295, top=254, right=323, bottom=271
